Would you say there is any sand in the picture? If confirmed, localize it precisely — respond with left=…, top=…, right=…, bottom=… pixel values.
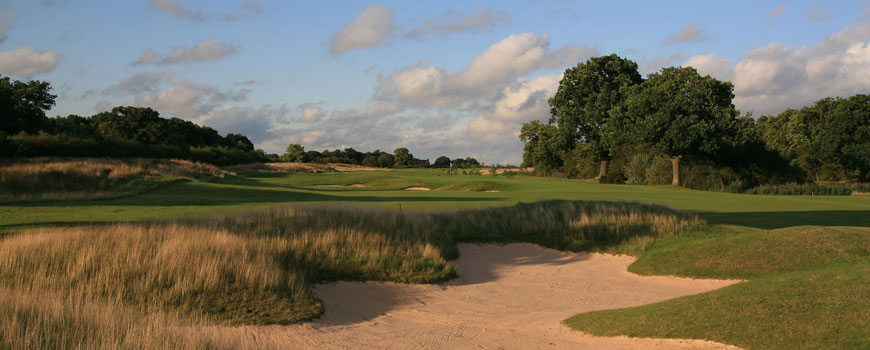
left=402, top=186, right=431, bottom=191
left=223, top=243, right=742, bottom=349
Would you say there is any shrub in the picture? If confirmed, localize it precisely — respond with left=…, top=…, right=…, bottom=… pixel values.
left=624, top=154, right=652, bottom=185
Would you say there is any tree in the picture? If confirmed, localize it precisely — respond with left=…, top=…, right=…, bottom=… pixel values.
left=433, top=156, right=451, bottom=168
left=393, top=147, right=412, bottom=166
left=225, top=133, right=254, bottom=152
left=377, top=153, right=395, bottom=168
left=519, top=120, right=562, bottom=171
left=820, top=94, right=870, bottom=182
left=0, top=76, right=56, bottom=135
left=282, top=143, right=306, bottom=162
left=548, top=54, right=643, bottom=179
left=626, top=66, right=739, bottom=185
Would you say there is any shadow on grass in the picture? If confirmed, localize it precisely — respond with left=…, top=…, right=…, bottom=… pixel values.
left=698, top=210, right=870, bottom=229
left=10, top=181, right=503, bottom=208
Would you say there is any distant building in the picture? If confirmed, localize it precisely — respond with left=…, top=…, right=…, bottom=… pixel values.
left=408, top=158, right=430, bottom=167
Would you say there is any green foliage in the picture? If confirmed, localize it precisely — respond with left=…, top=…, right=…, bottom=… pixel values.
left=0, top=76, right=56, bottom=135
left=623, top=153, right=652, bottom=185
left=282, top=143, right=306, bottom=162
left=377, top=153, right=395, bottom=168
left=393, top=148, right=412, bottom=166
left=549, top=54, right=643, bottom=166
left=451, top=157, right=480, bottom=169
left=743, top=183, right=870, bottom=196
left=519, top=120, right=563, bottom=170
left=644, top=156, right=673, bottom=185
left=433, top=156, right=451, bottom=168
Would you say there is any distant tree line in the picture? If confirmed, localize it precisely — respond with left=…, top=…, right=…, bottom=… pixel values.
left=0, top=76, right=271, bottom=165
left=521, top=54, right=869, bottom=190
left=281, top=143, right=480, bottom=169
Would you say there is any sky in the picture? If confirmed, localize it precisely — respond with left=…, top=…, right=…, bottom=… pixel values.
left=2, top=0, right=870, bottom=164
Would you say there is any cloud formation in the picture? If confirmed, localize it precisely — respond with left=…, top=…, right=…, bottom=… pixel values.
left=149, top=0, right=203, bottom=20
left=406, top=7, right=509, bottom=39
left=376, top=33, right=595, bottom=107
left=0, top=7, right=13, bottom=44
left=331, top=6, right=511, bottom=55
left=132, top=49, right=159, bottom=66
left=0, top=47, right=59, bottom=76
left=663, top=22, right=710, bottom=44
left=101, top=70, right=176, bottom=96
left=159, top=38, right=237, bottom=64
left=683, top=23, right=870, bottom=115
left=330, top=5, right=396, bottom=55
left=766, top=6, right=788, bottom=20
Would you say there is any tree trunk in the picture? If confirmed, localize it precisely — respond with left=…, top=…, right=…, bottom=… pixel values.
left=671, top=156, right=682, bottom=186
left=599, top=159, right=610, bottom=179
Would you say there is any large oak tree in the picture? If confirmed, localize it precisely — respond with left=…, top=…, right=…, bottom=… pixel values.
left=548, top=54, right=643, bottom=178
left=626, top=66, right=738, bottom=185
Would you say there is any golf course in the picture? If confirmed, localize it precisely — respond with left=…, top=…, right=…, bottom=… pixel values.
left=2, top=163, right=869, bottom=349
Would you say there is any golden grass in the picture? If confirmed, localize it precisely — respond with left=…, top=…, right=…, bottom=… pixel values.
left=0, top=200, right=703, bottom=349
left=222, top=162, right=388, bottom=174
left=0, top=157, right=232, bottom=201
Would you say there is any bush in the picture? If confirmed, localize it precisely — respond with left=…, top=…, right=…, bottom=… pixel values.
left=645, top=156, right=672, bottom=185
left=624, top=154, right=652, bottom=185
left=743, top=183, right=870, bottom=196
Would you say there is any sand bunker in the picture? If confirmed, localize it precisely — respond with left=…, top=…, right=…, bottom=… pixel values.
left=402, top=187, right=431, bottom=191
left=237, top=243, right=740, bottom=349
left=315, top=184, right=365, bottom=188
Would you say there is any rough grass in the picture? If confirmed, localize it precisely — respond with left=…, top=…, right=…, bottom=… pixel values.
left=0, top=200, right=702, bottom=349
left=0, top=158, right=231, bottom=202
left=565, top=226, right=870, bottom=349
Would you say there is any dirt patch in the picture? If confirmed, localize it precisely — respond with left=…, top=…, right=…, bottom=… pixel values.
left=402, top=187, right=431, bottom=191
left=235, top=243, right=740, bottom=349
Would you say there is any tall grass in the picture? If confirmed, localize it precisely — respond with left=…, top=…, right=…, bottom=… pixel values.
left=0, top=200, right=704, bottom=349
left=0, top=157, right=231, bottom=201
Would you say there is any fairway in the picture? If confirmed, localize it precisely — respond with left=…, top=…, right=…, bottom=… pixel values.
left=3, top=168, right=869, bottom=229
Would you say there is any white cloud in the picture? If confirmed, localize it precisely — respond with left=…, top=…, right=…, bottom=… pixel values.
left=377, top=33, right=596, bottom=107
left=636, top=54, right=686, bottom=75
left=222, top=0, right=263, bottom=21
left=407, top=7, right=509, bottom=39
left=149, top=0, right=261, bottom=21
left=132, top=48, right=159, bottom=66
left=683, top=54, right=732, bottom=80
left=0, top=47, right=59, bottom=76
left=101, top=70, right=176, bottom=96
left=159, top=38, right=237, bottom=64
left=663, top=22, right=710, bottom=44
left=330, top=5, right=395, bottom=55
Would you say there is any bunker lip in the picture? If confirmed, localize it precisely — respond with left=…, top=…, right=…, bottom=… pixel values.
left=250, top=243, right=741, bottom=349
left=401, top=187, right=431, bottom=191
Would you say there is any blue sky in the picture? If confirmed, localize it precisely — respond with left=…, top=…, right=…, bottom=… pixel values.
left=2, top=1, right=869, bottom=164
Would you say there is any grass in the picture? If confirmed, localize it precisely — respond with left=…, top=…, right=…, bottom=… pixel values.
left=2, top=163, right=870, bottom=348
left=0, top=157, right=231, bottom=202
left=0, top=200, right=699, bottom=348
left=565, top=226, right=870, bottom=349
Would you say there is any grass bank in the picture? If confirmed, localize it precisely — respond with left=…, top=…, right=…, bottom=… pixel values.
left=0, top=158, right=231, bottom=202
left=565, top=225, right=870, bottom=349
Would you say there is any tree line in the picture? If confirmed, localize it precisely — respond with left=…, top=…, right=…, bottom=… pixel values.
left=0, top=76, right=271, bottom=165
left=281, top=143, right=480, bottom=169
left=521, top=54, right=869, bottom=189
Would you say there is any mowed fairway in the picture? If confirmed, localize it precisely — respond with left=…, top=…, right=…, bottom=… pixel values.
left=2, top=167, right=870, bottom=349
left=2, top=168, right=869, bottom=229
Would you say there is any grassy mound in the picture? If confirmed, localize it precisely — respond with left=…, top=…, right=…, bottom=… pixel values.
left=565, top=226, right=870, bottom=349
left=0, top=158, right=231, bottom=202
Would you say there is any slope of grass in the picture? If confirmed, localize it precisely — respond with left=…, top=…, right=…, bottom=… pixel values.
left=0, top=157, right=231, bottom=202
left=565, top=226, right=870, bottom=349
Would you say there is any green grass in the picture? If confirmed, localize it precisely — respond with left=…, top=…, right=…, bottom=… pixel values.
left=3, top=166, right=870, bottom=349
left=566, top=226, right=870, bottom=349
left=2, top=168, right=869, bottom=229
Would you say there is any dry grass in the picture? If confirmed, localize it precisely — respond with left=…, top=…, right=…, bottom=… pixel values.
left=0, top=200, right=703, bottom=349
left=0, top=158, right=232, bottom=201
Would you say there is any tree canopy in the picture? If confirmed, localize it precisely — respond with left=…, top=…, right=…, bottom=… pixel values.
left=625, top=66, right=739, bottom=185
left=548, top=54, right=643, bottom=177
